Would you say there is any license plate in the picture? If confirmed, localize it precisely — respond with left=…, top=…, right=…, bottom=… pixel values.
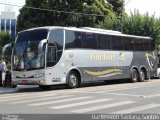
left=21, top=80, right=28, bottom=84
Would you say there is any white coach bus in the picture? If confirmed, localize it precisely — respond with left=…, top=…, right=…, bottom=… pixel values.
left=11, top=26, right=158, bottom=89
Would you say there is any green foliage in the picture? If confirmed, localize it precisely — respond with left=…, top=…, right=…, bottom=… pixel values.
left=0, top=32, right=13, bottom=60
left=98, top=13, right=119, bottom=30
left=0, top=32, right=12, bottom=48
left=107, top=0, right=124, bottom=16
left=17, top=0, right=114, bottom=31
left=122, top=10, right=160, bottom=50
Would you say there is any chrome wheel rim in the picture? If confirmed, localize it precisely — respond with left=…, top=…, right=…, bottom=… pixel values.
left=69, top=74, right=77, bottom=87
left=140, top=71, right=145, bottom=81
left=133, top=71, right=138, bottom=81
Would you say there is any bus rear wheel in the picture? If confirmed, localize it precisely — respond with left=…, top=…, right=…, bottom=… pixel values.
left=130, top=69, right=138, bottom=83
left=139, top=69, right=146, bottom=82
left=66, top=71, right=79, bottom=89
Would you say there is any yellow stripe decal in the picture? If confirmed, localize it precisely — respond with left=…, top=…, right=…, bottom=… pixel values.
left=84, top=69, right=122, bottom=76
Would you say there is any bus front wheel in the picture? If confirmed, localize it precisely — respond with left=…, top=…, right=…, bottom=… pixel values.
left=66, top=71, right=79, bottom=89
left=130, top=69, right=138, bottom=83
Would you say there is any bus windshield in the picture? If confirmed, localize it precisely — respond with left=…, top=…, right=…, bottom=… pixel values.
left=13, top=29, right=48, bottom=71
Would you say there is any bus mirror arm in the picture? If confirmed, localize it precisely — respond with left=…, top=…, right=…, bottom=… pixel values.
left=2, top=43, right=12, bottom=59
left=38, top=39, right=47, bottom=53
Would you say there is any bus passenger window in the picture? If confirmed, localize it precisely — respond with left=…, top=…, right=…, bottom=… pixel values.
left=97, top=34, right=111, bottom=50
left=82, top=32, right=97, bottom=49
left=65, top=30, right=82, bottom=49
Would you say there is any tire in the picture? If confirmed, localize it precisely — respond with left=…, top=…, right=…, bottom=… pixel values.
left=139, top=69, right=146, bottom=82
left=130, top=69, right=138, bottom=83
left=11, top=85, right=17, bottom=88
left=66, top=71, right=79, bottom=89
left=158, top=73, right=160, bottom=79
left=39, top=85, right=51, bottom=90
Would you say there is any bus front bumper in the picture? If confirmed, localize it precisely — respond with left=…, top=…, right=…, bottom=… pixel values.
left=12, top=79, right=46, bottom=85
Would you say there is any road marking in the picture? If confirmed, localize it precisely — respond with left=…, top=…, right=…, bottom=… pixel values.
left=147, top=94, right=160, bottom=98
left=72, top=101, right=134, bottom=113
left=103, top=93, right=143, bottom=97
left=50, top=98, right=112, bottom=109
left=0, top=94, right=57, bottom=102
left=11, top=95, right=73, bottom=104
left=0, top=92, right=55, bottom=99
left=112, top=104, right=160, bottom=114
left=95, top=84, right=160, bottom=93
left=71, top=81, right=160, bottom=93
left=30, top=96, right=91, bottom=106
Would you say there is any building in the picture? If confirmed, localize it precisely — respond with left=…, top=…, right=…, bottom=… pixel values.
left=0, top=8, right=16, bottom=39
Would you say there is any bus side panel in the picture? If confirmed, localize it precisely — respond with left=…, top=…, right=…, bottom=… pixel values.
left=63, top=50, right=133, bottom=82
left=44, top=50, right=157, bottom=85
left=131, top=51, right=157, bottom=77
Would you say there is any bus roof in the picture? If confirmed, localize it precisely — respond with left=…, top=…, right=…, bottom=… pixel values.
left=18, top=26, right=152, bottom=40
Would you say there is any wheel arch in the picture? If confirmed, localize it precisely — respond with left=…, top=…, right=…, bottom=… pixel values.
left=131, top=66, right=139, bottom=73
left=66, top=68, right=82, bottom=85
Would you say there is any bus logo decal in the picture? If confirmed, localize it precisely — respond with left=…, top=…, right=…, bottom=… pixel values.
left=91, top=53, right=114, bottom=61
left=119, top=52, right=126, bottom=61
left=146, top=52, right=157, bottom=71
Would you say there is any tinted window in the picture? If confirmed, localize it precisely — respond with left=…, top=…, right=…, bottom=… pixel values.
left=1, top=19, right=5, bottom=31
left=134, top=38, right=144, bottom=51
left=123, top=37, right=134, bottom=50
left=48, top=29, right=64, bottom=50
left=47, top=47, right=56, bottom=62
left=143, top=39, right=150, bottom=51
left=149, top=39, right=155, bottom=51
left=6, top=19, right=10, bottom=32
left=47, top=46, right=56, bottom=67
left=117, top=36, right=124, bottom=50
left=65, top=30, right=82, bottom=49
left=111, top=36, right=118, bottom=50
left=11, top=19, right=16, bottom=38
left=17, top=29, right=48, bottom=42
left=97, top=34, right=111, bottom=50
left=82, top=32, right=97, bottom=49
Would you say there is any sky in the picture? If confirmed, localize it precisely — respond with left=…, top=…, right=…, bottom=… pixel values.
left=125, top=0, right=160, bottom=17
left=0, top=0, right=25, bottom=17
left=0, top=0, right=160, bottom=18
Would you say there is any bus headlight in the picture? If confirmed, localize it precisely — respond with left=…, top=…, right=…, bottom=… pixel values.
left=33, top=73, right=44, bottom=78
left=39, top=80, right=45, bottom=84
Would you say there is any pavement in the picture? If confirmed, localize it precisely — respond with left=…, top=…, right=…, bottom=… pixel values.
left=0, top=85, right=41, bottom=94
left=0, top=86, right=17, bottom=94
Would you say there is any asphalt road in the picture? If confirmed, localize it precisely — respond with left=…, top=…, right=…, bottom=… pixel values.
left=0, top=79, right=160, bottom=120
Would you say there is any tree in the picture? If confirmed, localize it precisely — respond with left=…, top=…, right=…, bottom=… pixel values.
left=0, top=32, right=12, bottom=48
left=17, top=0, right=114, bottom=31
left=0, top=32, right=13, bottom=60
left=106, top=0, right=124, bottom=16
left=122, top=10, right=160, bottom=50
left=98, top=13, right=119, bottom=30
